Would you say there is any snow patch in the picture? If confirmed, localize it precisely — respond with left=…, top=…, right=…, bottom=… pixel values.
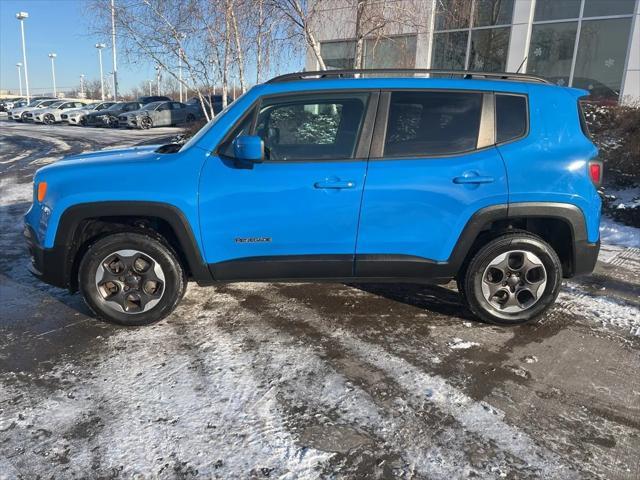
left=599, top=216, right=640, bottom=248
left=447, top=338, right=479, bottom=350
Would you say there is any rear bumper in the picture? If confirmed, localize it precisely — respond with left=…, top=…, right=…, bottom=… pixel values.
left=572, top=239, right=600, bottom=277
left=24, top=225, right=69, bottom=290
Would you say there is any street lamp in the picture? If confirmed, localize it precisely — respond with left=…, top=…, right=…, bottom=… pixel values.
left=95, top=43, right=106, bottom=101
left=155, top=64, right=162, bottom=96
left=16, top=63, right=23, bottom=96
left=80, top=74, right=85, bottom=98
left=110, top=0, right=119, bottom=101
left=48, top=53, right=57, bottom=97
left=15, top=12, right=30, bottom=101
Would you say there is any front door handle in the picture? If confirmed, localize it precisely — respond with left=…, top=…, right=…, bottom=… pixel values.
left=453, top=175, right=494, bottom=185
left=314, top=179, right=356, bottom=189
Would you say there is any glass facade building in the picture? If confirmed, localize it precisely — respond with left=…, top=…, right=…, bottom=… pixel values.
left=309, top=0, right=639, bottom=103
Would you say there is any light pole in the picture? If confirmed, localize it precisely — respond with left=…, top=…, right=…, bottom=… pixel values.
left=80, top=74, right=85, bottom=98
left=110, top=0, right=119, bottom=101
left=148, top=80, right=152, bottom=96
left=155, top=64, right=161, bottom=96
left=95, top=43, right=106, bottom=101
left=16, top=12, right=30, bottom=102
left=16, top=63, right=23, bottom=96
left=48, top=53, right=57, bottom=97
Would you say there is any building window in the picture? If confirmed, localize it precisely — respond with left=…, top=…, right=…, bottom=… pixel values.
left=573, top=18, right=633, bottom=100
left=364, top=36, right=417, bottom=68
left=469, top=27, right=510, bottom=71
left=528, top=22, right=578, bottom=85
left=534, top=0, right=581, bottom=21
left=432, top=31, right=468, bottom=69
left=474, top=0, right=515, bottom=27
left=583, top=0, right=636, bottom=17
left=431, top=0, right=514, bottom=72
left=320, top=40, right=356, bottom=70
left=528, top=0, right=636, bottom=101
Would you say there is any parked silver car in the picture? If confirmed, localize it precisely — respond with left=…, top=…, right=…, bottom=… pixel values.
left=32, top=100, right=87, bottom=124
left=61, top=102, right=116, bottom=125
left=9, top=98, right=57, bottom=121
left=118, top=101, right=199, bottom=129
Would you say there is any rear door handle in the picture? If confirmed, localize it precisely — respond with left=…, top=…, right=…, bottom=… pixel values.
left=314, top=180, right=356, bottom=189
left=453, top=175, right=494, bottom=184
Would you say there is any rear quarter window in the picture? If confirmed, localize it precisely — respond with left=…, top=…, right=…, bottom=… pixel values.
left=495, top=94, right=528, bottom=143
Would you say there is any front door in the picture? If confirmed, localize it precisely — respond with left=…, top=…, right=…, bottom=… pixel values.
left=356, top=90, right=509, bottom=278
left=199, top=91, right=377, bottom=280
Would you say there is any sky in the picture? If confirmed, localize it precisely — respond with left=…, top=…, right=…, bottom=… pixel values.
left=0, top=0, right=160, bottom=96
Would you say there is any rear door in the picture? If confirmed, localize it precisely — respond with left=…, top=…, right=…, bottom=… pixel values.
left=170, top=102, right=187, bottom=123
left=199, top=91, right=377, bottom=280
left=355, top=90, right=508, bottom=278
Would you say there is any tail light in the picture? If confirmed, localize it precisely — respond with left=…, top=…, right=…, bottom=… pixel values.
left=588, top=160, right=603, bottom=187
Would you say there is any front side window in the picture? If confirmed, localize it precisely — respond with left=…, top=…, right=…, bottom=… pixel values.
left=496, top=94, right=527, bottom=143
left=254, top=94, right=368, bottom=161
left=384, top=91, right=483, bottom=157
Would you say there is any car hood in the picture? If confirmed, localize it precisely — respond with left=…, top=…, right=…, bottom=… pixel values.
left=58, top=144, right=163, bottom=164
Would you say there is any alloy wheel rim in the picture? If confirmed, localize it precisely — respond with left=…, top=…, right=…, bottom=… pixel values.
left=94, top=249, right=165, bottom=314
left=480, top=250, right=547, bottom=313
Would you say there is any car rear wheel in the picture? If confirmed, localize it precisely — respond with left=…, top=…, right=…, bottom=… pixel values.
left=78, top=232, right=186, bottom=326
left=460, top=232, right=562, bottom=325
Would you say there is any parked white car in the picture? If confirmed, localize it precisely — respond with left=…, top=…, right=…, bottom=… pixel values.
left=62, top=101, right=116, bottom=125
left=9, top=98, right=58, bottom=121
left=32, top=101, right=87, bottom=125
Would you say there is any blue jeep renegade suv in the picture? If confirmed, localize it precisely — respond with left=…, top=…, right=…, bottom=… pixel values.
left=24, top=69, right=602, bottom=326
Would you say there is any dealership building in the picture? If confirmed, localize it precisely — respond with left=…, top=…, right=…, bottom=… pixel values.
left=307, top=0, right=639, bottom=103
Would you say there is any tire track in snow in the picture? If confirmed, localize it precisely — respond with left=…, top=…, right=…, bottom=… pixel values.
left=230, top=284, right=583, bottom=479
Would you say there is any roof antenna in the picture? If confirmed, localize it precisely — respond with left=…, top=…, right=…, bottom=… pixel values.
left=516, top=56, right=527, bottom=74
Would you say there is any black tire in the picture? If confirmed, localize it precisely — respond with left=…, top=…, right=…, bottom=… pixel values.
left=460, top=232, right=562, bottom=325
left=44, top=114, right=54, bottom=125
left=140, top=116, right=153, bottom=129
left=185, top=113, right=195, bottom=123
left=79, top=117, right=87, bottom=126
left=78, top=232, right=186, bottom=326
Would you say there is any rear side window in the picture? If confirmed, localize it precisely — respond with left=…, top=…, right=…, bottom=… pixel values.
left=577, top=100, right=591, bottom=138
left=496, top=94, right=527, bottom=143
left=384, top=91, right=483, bottom=157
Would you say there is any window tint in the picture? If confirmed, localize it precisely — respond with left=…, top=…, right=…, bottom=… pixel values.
left=171, top=102, right=184, bottom=109
left=255, top=94, right=368, bottom=161
left=496, top=94, right=527, bottom=143
left=384, top=91, right=483, bottom=157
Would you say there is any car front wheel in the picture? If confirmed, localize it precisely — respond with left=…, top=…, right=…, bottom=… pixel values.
left=78, top=232, right=186, bottom=326
left=140, top=116, right=153, bottom=129
left=460, top=232, right=562, bottom=325
left=43, top=114, right=55, bottom=125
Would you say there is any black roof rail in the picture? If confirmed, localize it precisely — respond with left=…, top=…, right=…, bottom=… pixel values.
left=267, top=68, right=551, bottom=84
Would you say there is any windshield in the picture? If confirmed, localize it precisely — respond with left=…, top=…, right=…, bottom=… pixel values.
left=105, top=103, right=123, bottom=111
left=143, top=101, right=164, bottom=110
left=179, top=92, right=245, bottom=152
left=29, top=99, right=46, bottom=106
left=84, top=104, right=99, bottom=110
left=48, top=101, right=65, bottom=108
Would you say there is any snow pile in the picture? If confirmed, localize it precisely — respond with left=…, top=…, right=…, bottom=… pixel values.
left=599, top=216, right=640, bottom=248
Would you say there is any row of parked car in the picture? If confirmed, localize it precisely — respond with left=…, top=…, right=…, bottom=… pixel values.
left=0, top=95, right=220, bottom=129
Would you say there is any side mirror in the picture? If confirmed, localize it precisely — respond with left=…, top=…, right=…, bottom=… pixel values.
left=233, top=135, right=264, bottom=163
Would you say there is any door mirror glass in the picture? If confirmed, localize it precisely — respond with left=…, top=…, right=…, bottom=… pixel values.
left=233, top=135, right=264, bottom=163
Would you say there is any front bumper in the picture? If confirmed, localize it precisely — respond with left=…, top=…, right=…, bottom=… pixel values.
left=24, top=225, right=70, bottom=290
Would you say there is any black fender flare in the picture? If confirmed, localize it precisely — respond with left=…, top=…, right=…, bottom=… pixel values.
left=53, top=201, right=213, bottom=288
